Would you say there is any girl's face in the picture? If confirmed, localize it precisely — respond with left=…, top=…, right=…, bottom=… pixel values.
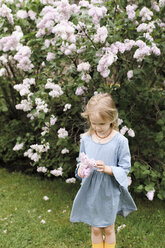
left=89, top=115, right=111, bottom=134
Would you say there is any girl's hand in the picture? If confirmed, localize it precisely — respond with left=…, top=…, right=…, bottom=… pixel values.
left=96, top=160, right=105, bottom=172
left=96, top=161, right=113, bottom=175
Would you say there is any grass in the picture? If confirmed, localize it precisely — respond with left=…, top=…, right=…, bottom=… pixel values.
left=0, top=167, right=165, bottom=248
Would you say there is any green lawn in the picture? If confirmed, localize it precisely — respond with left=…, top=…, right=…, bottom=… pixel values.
left=0, top=167, right=165, bottom=248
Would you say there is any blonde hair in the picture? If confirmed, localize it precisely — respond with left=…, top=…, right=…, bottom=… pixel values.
left=81, top=93, right=119, bottom=135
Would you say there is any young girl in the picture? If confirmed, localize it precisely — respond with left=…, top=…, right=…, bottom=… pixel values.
left=70, top=93, right=137, bottom=248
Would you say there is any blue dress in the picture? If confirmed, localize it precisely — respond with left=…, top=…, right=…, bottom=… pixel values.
left=70, top=132, right=137, bottom=227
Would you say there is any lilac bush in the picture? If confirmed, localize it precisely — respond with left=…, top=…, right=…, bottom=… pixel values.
left=0, top=0, right=165, bottom=200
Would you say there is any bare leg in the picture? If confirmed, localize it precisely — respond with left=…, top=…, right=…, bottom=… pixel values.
left=104, top=224, right=116, bottom=244
left=91, top=226, right=103, bottom=244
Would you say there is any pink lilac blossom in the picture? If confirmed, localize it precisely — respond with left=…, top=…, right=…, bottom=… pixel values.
left=0, top=54, right=8, bottom=65
left=61, top=148, right=69, bottom=154
left=16, top=10, right=28, bottom=19
left=14, top=78, right=35, bottom=96
left=75, top=86, right=86, bottom=95
left=137, top=22, right=155, bottom=33
left=139, top=7, right=153, bottom=22
left=159, top=0, right=165, bottom=7
left=63, top=103, right=71, bottom=112
left=151, top=43, right=161, bottom=55
left=81, top=73, right=91, bottom=83
left=0, top=4, right=14, bottom=24
left=52, top=21, right=76, bottom=43
left=127, top=70, right=133, bottom=80
left=13, top=143, right=24, bottom=151
left=36, top=6, right=59, bottom=37
left=79, top=152, right=97, bottom=178
left=30, top=143, right=50, bottom=153
left=35, top=98, right=49, bottom=114
left=0, top=68, right=6, bottom=76
left=58, top=128, right=68, bottom=138
left=133, top=41, right=151, bottom=61
left=77, top=62, right=90, bottom=72
left=45, top=79, right=64, bottom=97
left=126, top=4, right=138, bottom=20
left=50, top=167, right=63, bottom=176
left=15, top=99, right=33, bottom=112
left=37, top=166, right=48, bottom=173
left=46, top=52, right=55, bottom=61
left=143, top=33, right=153, bottom=42
left=61, top=42, right=76, bottom=55
left=24, top=149, right=41, bottom=162
left=120, top=126, right=129, bottom=135
left=14, top=46, right=34, bottom=71
left=93, top=26, right=108, bottom=43
left=28, top=10, right=36, bottom=20
left=0, top=33, right=21, bottom=52
left=146, top=189, right=155, bottom=200
left=66, top=177, right=76, bottom=183
left=77, top=45, right=87, bottom=54
left=97, top=52, right=117, bottom=78
left=50, top=114, right=57, bottom=125
left=151, top=1, right=160, bottom=12
left=128, top=129, right=135, bottom=137
left=118, top=118, right=123, bottom=126
left=79, top=0, right=90, bottom=8
left=88, top=6, right=107, bottom=26
left=55, top=0, right=74, bottom=21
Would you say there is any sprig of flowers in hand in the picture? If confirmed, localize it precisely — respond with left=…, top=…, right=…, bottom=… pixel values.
left=79, top=152, right=97, bottom=178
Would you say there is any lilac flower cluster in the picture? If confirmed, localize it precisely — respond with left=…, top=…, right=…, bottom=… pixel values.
left=0, top=3, right=14, bottom=24
left=126, top=4, right=137, bottom=20
left=45, top=78, right=64, bottom=97
left=79, top=152, right=97, bottom=178
left=14, top=46, right=34, bottom=71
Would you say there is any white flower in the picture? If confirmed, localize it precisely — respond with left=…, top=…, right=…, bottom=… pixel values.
left=63, top=104, right=71, bottom=112
left=128, top=128, right=135, bottom=137
left=13, top=143, right=24, bottom=151
left=48, top=209, right=52, bottom=213
left=37, top=167, right=48, bottom=173
left=61, top=148, right=69, bottom=154
left=41, top=219, right=46, bottom=224
left=127, top=70, right=133, bottom=80
left=16, top=10, right=28, bottom=19
left=117, top=224, right=126, bottom=233
left=0, top=68, right=6, bottom=76
left=58, top=128, right=68, bottom=139
left=93, top=26, right=108, bottom=43
left=146, top=189, right=155, bottom=201
left=43, top=196, right=49, bottom=201
left=3, top=230, right=7, bottom=234
left=118, top=118, right=123, bottom=126
left=66, top=178, right=76, bottom=183
left=50, top=167, right=63, bottom=176
left=50, top=115, right=57, bottom=125
left=120, top=126, right=129, bottom=135
left=159, top=0, right=165, bottom=7
left=77, top=62, right=90, bottom=72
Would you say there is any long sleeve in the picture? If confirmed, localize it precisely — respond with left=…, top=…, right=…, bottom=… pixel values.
left=75, top=137, right=85, bottom=180
left=111, top=137, right=131, bottom=188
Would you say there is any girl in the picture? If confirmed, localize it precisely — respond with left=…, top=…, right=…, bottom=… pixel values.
left=70, top=93, right=137, bottom=248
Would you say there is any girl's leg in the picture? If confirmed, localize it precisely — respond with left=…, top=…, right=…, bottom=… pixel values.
left=91, top=226, right=103, bottom=247
left=104, top=224, right=116, bottom=247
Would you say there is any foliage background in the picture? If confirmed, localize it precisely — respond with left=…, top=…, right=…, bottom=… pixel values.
left=0, top=0, right=165, bottom=200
